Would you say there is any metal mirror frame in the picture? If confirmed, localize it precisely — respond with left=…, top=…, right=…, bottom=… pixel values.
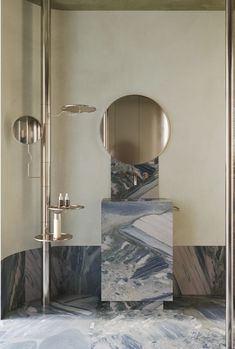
left=12, top=116, right=42, bottom=145
left=101, top=95, right=171, bottom=165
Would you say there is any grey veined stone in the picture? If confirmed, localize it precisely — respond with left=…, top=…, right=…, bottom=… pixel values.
left=3, top=342, right=37, bottom=349
left=39, top=329, right=90, bottom=349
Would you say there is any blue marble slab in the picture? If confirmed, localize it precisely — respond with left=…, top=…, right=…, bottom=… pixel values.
left=51, top=246, right=101, bottom=299
left=25, top=249, right=42, bottom=304
left=111, top=158, right=158, bottom=200
left=173, top=246, right=225, bottom=296
left=1, top=245, right=225, bottom=318
left=1, top=251, right=25, bottom=318
left=1, top=246, right=101, bottom=318
left=101, top=199, right=173, bottom=301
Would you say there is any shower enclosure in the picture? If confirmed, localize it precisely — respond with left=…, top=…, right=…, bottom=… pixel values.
left=1, top=0, right=233, bottom=348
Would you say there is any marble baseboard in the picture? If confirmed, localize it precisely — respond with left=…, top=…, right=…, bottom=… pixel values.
left=101, top=199, right=173, bottom=302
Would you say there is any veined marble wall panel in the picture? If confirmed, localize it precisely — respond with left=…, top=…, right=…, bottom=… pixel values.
left=1, top=245, right=225, bottom=317
left=173, top=246, right=225, bottom=296
left=1, top=246, right=101, bottom=317
left=25, top=249, right=42, bottom=304
left=111, top=158, right=158, bottom=200
left=101, top=200, right=173, bottom=301
left=51, top=246, right=101, bottom=299
left=1, top=251, right=25, bottom=318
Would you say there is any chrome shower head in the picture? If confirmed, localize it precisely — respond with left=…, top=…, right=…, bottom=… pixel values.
left=61, top=104, right=96, bottom=114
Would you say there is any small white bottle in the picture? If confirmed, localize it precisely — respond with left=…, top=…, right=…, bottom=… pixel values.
left=65, top=193, right=70, bottom=208
left=58, top=193, right=64, bottom=208
left=53, top=213, right=61, bottom=239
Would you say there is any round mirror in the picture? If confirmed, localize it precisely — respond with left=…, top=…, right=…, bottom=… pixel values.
left=13, top=116, right=42, bottom=145
left=101, top=95, right=170, bottom=165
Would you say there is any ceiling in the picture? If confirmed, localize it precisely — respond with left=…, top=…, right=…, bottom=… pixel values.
left=27, top=0, right=225, bottom=11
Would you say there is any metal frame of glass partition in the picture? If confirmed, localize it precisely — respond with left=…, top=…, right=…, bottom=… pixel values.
left=226, top=0, right=234, bottom=348
left=41, top=0, right=51, bottom=308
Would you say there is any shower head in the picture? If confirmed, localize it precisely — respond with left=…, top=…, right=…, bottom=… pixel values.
left=61, top=104, right=96, bottom=114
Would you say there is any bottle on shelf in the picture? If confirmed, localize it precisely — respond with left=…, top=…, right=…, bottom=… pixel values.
left=58, top=193, right=64, bottom=208
left=65, top=193, right=70, bottom=208
left=53, top=213, right=61, bottom=239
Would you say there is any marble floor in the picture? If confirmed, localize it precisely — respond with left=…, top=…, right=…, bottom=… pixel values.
left=0, top=296, right=225, bottom=349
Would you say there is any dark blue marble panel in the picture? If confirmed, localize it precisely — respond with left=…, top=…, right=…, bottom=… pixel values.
left=1, top=246, right=101, bottom=318
left=25, top=249, right=42, bottom=304
left=1, top=251, right=25, bottom=318
left=51, top=246, right=101, bottom=299
left=1, top=245, right=225, bottom=318
left=173, top=246, right=225, bottom=296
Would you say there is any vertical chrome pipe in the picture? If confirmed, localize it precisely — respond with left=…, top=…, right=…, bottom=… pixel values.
left=226, top=0, right=234, bottom=347
left=41, top=0, right=51, bottom=308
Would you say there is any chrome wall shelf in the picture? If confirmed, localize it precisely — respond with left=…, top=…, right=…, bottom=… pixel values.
left=34, top=233, right=73, bottom=242
left=48, top=204, right=84, bottom=214
left=34, top=204, right=84, bottom=243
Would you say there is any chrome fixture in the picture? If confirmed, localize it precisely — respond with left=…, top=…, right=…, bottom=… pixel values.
left=61, top=104, right=96, bottom=114
left=34, top=204, right=84, bottom=242
left=40, top=1, right=90, bottom=308
left=12, top=116, right=42, bottom=179
left=12, top=0, right=93, bottom=309
left=226, top=0, right=234, bottom=347
left=13, top=116, right=42, bottom=145
left=34, top=233, right=73, bottom=242
left=48, top=204, right=85, bottom=213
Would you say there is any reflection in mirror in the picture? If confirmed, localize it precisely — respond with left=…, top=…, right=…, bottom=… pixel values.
left=101, top=95, right=170, bottom=165
left=13, top=116, right=42, bottom=145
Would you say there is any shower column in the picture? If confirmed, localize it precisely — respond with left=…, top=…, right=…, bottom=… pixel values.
left=41, top=0, right=51, bottom=308
left=226, top=0, right=234, bottom=347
